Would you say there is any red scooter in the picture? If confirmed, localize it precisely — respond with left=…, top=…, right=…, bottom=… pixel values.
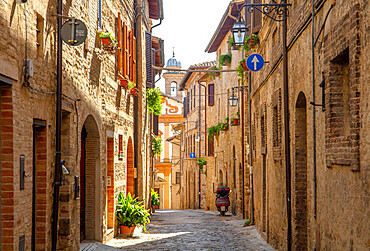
left=215, top=186, right=230, bottom=216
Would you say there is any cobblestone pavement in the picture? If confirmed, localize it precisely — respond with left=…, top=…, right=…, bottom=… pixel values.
left=81, top=209, right=275, bottom=251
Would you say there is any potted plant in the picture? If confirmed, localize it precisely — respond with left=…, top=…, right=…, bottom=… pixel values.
left=221, top=122, right=229, bottom=131
left=225, top=117, right=229, bottom=123
left=208, top=66, right=223, bottom=80
left=150, top=188, right=160, bottom=213
left=146, top=88, right=163, bottom=115
left=116, top=192, right=151, bottom=237
left=152, top=137, right=162, bottom=157
left=128, top=81, right=138, bottom=96
left=197, top=157, right=207, bottom=175
left=208, top=125, right=221, bottom=141
left=99, top=32, right=117, bottom=51
left=231, top=112, right=240, bottom=126
left=236, top=58, right=248, bottom=81
left=243, top=33, right=259, bottom=53
left=219, top=53, right=232, bottom=67
left=120, top=79, right=129, bottom=89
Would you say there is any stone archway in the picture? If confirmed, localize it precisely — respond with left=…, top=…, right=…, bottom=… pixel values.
left=294, top=92, right=308, bottom=250
left=80, top=115, right=100, bottom=241
left=126, top=137, right=134, bottom=196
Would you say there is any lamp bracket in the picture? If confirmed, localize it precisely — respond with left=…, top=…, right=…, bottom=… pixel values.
left=232, top=86, right=248, bottom=94
left=238, top=3, right=291, bottom=22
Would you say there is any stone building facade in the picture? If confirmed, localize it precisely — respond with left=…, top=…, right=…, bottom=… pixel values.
left=179, top=61, right=214, bottom=210
left=200, top=0, right=369, bottom=250
left=0, top=0, right=162, bottom=250
left=154, top=56, right=184, bottom=209
left=237, top=0, right=369, bottom=250
left=203, top=1, right=250, bottom=218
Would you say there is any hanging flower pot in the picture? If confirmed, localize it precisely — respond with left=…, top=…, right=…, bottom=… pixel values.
left=120, top=79, right=128, bottom=89
left=130, top=87, right=138, bottom=96
left=99, top=33, right=117, bottom=51
left=101, top=37, right=111, bottom=46
left=231, top=118, right=240, bottom=126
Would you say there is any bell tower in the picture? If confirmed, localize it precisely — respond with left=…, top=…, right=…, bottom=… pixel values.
left=163, top=50, right=185, bottom=102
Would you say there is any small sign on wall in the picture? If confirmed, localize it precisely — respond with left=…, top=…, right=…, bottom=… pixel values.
left=190, top=153, right=195, bottom=159
left=107, top=176, right=111, bottom=186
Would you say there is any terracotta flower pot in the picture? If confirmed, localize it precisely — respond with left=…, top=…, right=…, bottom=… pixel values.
left=120, top=79, right=128, bottom=89
left=130, top=88, right=138, bottom=96
left=101, top=37, right=111, bottom=46
left=119, top=225, right=136, bottom=237
left=233, top=119, right=240, bottom=125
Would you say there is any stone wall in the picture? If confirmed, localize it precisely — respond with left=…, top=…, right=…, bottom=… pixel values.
left=250, top=0, right=369, bottom=250
left=203, top=34, right=249, bottom=218
left=0, top=0, right=154, bottom=249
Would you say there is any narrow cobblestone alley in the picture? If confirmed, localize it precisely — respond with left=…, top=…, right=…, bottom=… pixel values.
left=81, top=210, right=274, bottom=251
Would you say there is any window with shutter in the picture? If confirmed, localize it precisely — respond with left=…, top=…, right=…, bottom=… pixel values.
left=153, top=115, right=159, bottom=135
left=133, top=36, right=136, bottom=84
left=117, top=14, right=122, bottom=75
left=193, top=86, right=196, bottom=109
left=208, top=137, right=214, bottom=156
left=145, top=31, right=153, bottom=86
left=125, top=25, right=129, bottom=78
left=208, top=83, right=215, bottom=106
left=122, top=23, right=127, bottom=77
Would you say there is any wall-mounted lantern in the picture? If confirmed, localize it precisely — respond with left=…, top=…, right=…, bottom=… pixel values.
left=231, top=15, right=247, bottom=46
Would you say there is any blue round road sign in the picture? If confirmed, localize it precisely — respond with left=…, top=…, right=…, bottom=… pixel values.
left=246, top=53, right=264, bottom=72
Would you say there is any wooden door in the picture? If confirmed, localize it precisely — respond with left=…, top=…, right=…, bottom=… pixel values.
left=80, top=126, right=87, bottom=241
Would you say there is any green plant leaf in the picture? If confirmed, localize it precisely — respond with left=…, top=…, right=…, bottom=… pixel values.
left=146, top=88, right=163, bottom=116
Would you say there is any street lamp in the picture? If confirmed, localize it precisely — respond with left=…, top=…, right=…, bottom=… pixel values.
left=229, top=93, right=238, bottom=107
left=231, top=15, right=247, bottom=46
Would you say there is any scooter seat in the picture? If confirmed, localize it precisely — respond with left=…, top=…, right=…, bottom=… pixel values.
left=216, top=197, right=230, bottom=206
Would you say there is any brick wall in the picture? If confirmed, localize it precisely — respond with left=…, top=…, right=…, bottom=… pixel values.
left=324, top=5, right=361, bottom=171
left=1, top=87, right=14, bottom=250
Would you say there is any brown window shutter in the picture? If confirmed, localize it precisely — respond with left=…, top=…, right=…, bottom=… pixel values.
left=133, top=36, right=137, bottom=85
left=122, top=23, right=127, bottom=77
left=208, top=138, right=214, bottom=156
left=153, top=115, right=159, bottom=135
left=130, top=29, right=134, bottom=82
left=252, top=0, right=262, bottom=33
left=125, top=25, right=129, bottom=78
left=208, top=84, right=214, bottom=106
left=145, top=31, right=153, bottom=87
left=117, top=13, right=122, bottom=75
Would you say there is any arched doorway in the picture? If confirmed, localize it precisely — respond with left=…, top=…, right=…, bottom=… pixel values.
left=294, top=92, right=308, bottom=250
left=80, top=115, right=100, bottom=241
left=126, top=137, right=134, bottom=196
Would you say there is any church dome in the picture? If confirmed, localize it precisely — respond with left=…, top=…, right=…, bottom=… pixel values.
left=166, top=51, right=181, bottom=67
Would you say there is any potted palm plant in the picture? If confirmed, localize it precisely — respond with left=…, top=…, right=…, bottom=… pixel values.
left=150, top=188, right=160, bottom=213
left=116, top=192, right=150, bottom=237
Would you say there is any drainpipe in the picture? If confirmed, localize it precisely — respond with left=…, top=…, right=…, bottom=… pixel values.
left=198, top=81, right=201, bottom=209
left=51, top=0, right=63, bottom=249
left=151, top=18, right=162, bottom=31
left=241, top=74, right=245, bottom=219
left=282, top=1, right=292, bottom=250
left=133, top=0, right=139, bottom=198
left=248, top=71, right=254, bottom=223
left=311, top=0, right=317, bottom=220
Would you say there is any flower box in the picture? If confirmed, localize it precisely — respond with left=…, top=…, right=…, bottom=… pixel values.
left=130, top=87, right=138, bottom=96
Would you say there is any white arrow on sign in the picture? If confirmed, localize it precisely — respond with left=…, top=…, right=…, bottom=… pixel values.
left=251, top=56, right=259, bottom=71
